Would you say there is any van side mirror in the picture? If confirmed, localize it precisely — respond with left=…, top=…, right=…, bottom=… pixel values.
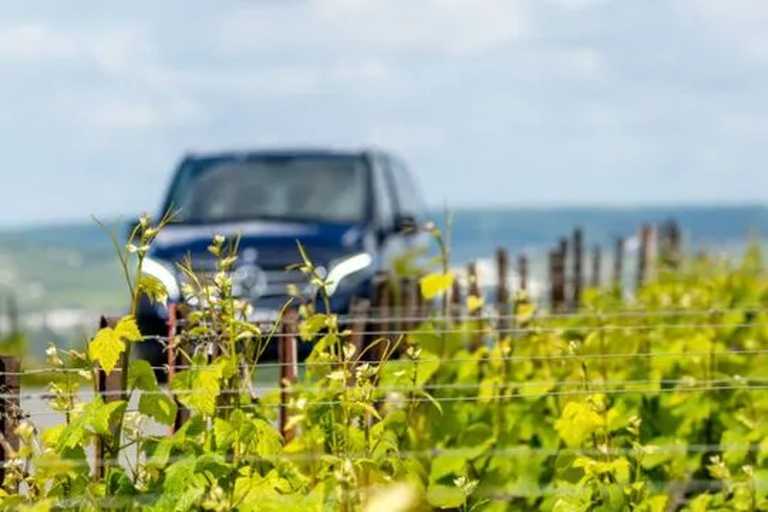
left=393, top=214, right=418, bottom=234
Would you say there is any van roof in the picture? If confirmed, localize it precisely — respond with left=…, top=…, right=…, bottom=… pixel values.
left=181, top=146, right=387, bottom=161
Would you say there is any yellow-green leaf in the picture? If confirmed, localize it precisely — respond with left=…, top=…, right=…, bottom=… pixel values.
left=89, top=316, right=141, bottom=374
left=16, top=499, right=55, bottom=512
left=420, top=273, right=454, bottom=300
left=89, top=400, right=128, bottom=436
left=364, top=483, right=418, bottom=512
left=130, top=360, right=177, bottom=425
left=353, top=401, right=382, bottom=421
left=299, top=314, right=328, bottom=342
left=89, top=327, right=125, bottom=374
left=40, top=424, right=66, bottom=450
left=466, top=294, right=484, bottom=313
left=478, top=378, right=497, bottom=404
left=138, top=274, right=169, bottom=307
left=426, top=483, right=466, bottom=509
left=115, top=315, right=142, bottom=343
left=515, top=301, right=536, bottom=323
left=555, top=401, right=605, bottom=448
left=171, top=361, right=224, bottom=416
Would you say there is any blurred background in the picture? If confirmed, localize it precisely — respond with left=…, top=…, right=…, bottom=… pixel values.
left=2, top=0, right=768, bottom=359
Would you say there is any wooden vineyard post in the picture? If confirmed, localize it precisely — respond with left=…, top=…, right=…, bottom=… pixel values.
left=400, top=277, right=417, bottom=334
left=467, top=262, right=481, bottom=301
left=659, top=218, right=682, bottom=271
left=370, top=275, right=391, bottom=412
left=370, top=274, right=391, bottom=365
left=559, top=237, right=569, bottom=311
left=415, top=274, right=427, bottom=319
left=0, top=356, right=20, bottom=492
left=167, top=304, right=190, bottom=433
left=549, top=250, right=557, bottom=312
left=549, top=244, right=566, bottom=313
left=648, top=224, right=658, bottom=283
left=636, top=224, right=652, bottom=292
left=94, top=316, right=124, bottom=482
left=591, top=245, right=602, bottom=289
left=668, top=219, right=681, bottom=270
left=572, top=228, right=584, bottom=311
left=348, top=298, right=370, bottom=379
left=450, top=275, right=462, bottom=323
left=613, top=237, right=625, bottom=295
left=496, top=248, right=510, bottom=333
left=517, top=254, right=528, bottom=292
left=467, top=261, right=483, bottom=351
left=279, top=309, right=298, bottom=443
left=658, top=220, right=670, bottom=271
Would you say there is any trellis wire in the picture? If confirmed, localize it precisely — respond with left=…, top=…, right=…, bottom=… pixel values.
left=3, top=217, right=766, bottom=505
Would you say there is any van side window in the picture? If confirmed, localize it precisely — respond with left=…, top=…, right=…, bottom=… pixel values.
left=372, top=159, right=396, bottom=227
left=388, top=157, right=425, bottom=217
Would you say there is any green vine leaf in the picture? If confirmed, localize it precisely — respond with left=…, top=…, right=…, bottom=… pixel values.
left=299, top=314, right=329, bottom=342
left=88, top=315, right=141, bottom=374
left=429, top=455, right=467, bottom=483
left=89, top=400, right=128, bottom=436
left=88, top=328, right=124, bottom=375
left=114, top=315, right=143, bottom=343
left=129, top=360, right=178, bottom=425
left=555, top=401, right=605, bottom=448
left=416, top=350, right=441, bottom=387
left=426, top=483, right=466, bottom=509
left=171, top=360, right=225, bottom=416
left=56, top=396, right=127, bottom=452
left=419, top=273, right=454, bottom=300
left=153, top=458, right=207, bottom=512
left=138, top=274, right=169, bottom=307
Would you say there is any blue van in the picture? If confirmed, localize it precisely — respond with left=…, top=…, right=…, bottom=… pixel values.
left=132, top=147, right=431, bottom=367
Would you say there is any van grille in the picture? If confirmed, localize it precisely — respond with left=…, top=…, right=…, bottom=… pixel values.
left=179, top=266, right=309, bottom=300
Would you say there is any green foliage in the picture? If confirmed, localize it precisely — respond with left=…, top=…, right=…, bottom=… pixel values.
left=8, top=215, right=768, bottom=510
left=0, top=331, right=27, bottom=358
left=88, top=315, right=142, bottom=374
left=129, top=360, right=177, bottom=425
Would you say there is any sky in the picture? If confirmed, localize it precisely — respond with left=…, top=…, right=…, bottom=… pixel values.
left=2, top=0, right=768, bottom=227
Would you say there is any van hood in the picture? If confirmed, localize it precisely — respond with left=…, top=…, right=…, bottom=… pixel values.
left=148, top=219, right=367, bottom=269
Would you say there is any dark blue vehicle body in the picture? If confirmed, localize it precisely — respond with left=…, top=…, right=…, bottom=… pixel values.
left=133, top=147, right=430, bottom=368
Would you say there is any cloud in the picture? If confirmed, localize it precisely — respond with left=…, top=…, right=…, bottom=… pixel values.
left=221, top=0, right=530, bottom=58
left=0, top=24, right=79, bottom=61
left=680, top=0, right=768, bottom=61
left=0, top=22, right=153, bottom=70
left=331, top=61, right=409, bottom=95
left=365, top=122, right=446, bottom=152
left=562, top=47, right=606, bottom=77
left=5, top=0, right=768, bottom=226
left=82, top=101, right=157, bottom=128
left=88, top=27, right=155, bottom=73
left=309, top=0, right=531, bottom=56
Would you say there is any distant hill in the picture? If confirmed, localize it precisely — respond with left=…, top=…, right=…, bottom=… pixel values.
left=4, top=204, right=767, bottom=250
left=439, top=204, right=768, bottom=247
left=1, top=204, right=766, bottom=314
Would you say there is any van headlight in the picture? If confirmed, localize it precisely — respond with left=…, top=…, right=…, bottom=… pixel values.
left=324, top=252, right=373, bottom=296
left=140, top=257, right=181, bottom=302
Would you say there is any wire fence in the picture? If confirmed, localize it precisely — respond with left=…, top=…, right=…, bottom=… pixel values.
left=3, top=218, right=768, bottom=508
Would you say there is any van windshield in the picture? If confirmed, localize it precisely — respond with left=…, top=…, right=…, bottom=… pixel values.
left=165, top=154, right=368, bottom=224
